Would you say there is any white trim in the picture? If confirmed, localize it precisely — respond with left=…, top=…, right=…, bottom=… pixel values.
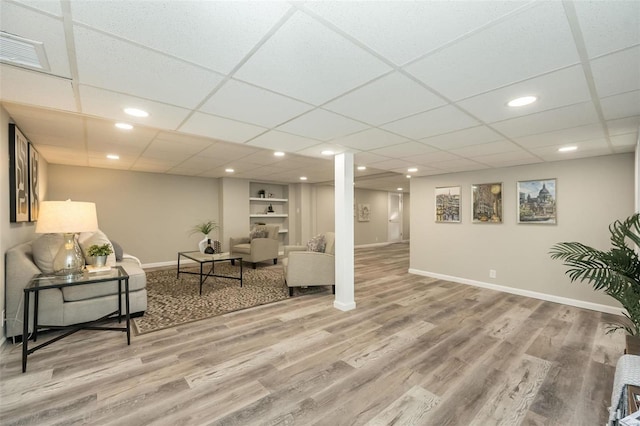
left=334, top=300, right=356, bottom=311
left=355, top=242, right=393, bottom=249
left=408, top=268, right=624, bottom=316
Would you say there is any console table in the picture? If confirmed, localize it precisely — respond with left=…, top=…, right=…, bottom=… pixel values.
left=22, top=266, right=130, bottom=372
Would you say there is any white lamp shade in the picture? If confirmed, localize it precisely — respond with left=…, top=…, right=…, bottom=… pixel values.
left=35, top=200, right=99, bottom=234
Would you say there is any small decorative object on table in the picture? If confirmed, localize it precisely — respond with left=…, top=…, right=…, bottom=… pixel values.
left=87, top=243, right=113, bottom=268
left=258, top=189, right=266, bottom=198
left=204, top=239, right=215, bottom=254
left=190, top=220, right=220, bottom=253
left=266, top=203, right=275, bottom=214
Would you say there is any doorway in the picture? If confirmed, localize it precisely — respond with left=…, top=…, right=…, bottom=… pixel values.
left=388, top=192, right=403, bottom=243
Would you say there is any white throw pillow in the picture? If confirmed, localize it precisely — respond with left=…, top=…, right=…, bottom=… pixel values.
left=31, top=233, right=64, bottom=273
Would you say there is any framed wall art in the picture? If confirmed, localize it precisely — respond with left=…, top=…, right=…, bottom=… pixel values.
left=472, top=182, right=502, bottom=223
left=435, top=186, right=461, bottom=223
left=8, top=124, right=29, bottom=222
left=517, top=178, right=557, bottom=224
left=28, top=143, right=40, bottom=221
left=357, top=203, right=370, bottom=222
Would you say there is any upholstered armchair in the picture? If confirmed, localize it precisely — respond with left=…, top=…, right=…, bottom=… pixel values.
left=283, top=232, right=335, bottom=296
left=229, top=224, right=280, bottom=269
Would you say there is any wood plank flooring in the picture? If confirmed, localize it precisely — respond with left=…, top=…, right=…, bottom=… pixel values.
left=0, top=243, right=625, bottom=425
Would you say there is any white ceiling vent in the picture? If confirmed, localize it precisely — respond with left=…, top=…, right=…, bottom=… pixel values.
left=0, top=32, right=50, bottom=72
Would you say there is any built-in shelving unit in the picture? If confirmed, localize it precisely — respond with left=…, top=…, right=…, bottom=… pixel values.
left=249, top=182, right=289, bottom=245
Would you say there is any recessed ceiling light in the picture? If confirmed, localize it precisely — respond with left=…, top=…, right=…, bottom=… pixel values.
left=124, top=107, right=149, bottom=117
left=357, top=166, right=366, bottom=171
left=106, top=154, right=119, bottom=160
left=300, top=176, right=308, bottom=181
left=321, top=150, right=334, bottom=156
left=115, top=122, right=133, bottom=130
left=397, top=187, right=403, bottom=191
left=558, top=146, right=578, bottom=152
left=507, top=96, right=537, bottom=107
left=407, top=167, right=418, bottom=172
left=225, top=168, right=234, bottom=173
left=274, top=151, right=285, bottom=157
left=406, top=175, right=412, bottom=178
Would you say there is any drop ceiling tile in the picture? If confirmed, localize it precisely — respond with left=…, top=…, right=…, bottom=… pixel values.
left=1, top=2, right=71, bottom=76
left=574, top=0, right=640, bottom=58
left=234, top=11, right=391, bottom=105
left=151, top=132, right=214, bottom=155
left=12, top=0, right=62, bottom=16
left=139, top=144, right=193, bottom=162
left=70, top=1, right=291, bottom=74
left=514, top=123, right=607, bottom=149
left=33, top=145, right=88, bottom=166
left=276, top=109, right=369, bottom=141
left=86, top=118, right=157, bottom=148
left=366, top=158, right=415, bottom=171
left=332, top=128, right=409, bottom=151
left=246, top=130, right=321, bottom=152
left=295, top=142, right=350, bottom=158
left=88, top=155, right=134, bottom=170
left=450, top=140, right=521, bottom=158
left=3, top=104, right=85, bottom=149
left=405, top=151, right=461, bottom=165
left=369, top=141, right=437, bottom=158
left=530, top=138, right=612, bottom=161
left=1, top=66, right=76, bottom=112
left=74, top=26, right=223, bottom=109
left=195, top=141, right=259, bottom=160
left=472, top=149, right=541, bottom=167
left=131, top=158, right=174, bottom=173
left=173, top=156, right=226, bottom=173
left=323, top=72, right=446, bottom=125
left=492, top=102, right=599, bottom=138
left=457, top=65, right=591, bottom=123
left=381, top=105, right=479, bottom=140
left=405, top=2, right=580, bottom=100
left=611, top=133, right=638, bottom=149
left=354, top=152, right=392, bottom=166
left=200, top=79, right=314, bottom=127
left=600, top=90, right=640, bottom=121
left=87, top=140, right=145, bottom=156
left=79, top=85, right=192, bottom=130
left=591, top=47, right=640, bottom=98
left=608, top=117, right=640, bottom=136
left=428, top=158, right=489, bottom=173
left=421, top=125, right=504, bottom=150
left=180, top=112, right=267, bottom=143
left=305, top=1, right=525, bottom=65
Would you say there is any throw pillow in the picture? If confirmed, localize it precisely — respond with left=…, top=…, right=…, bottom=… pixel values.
left=307, top=234, right=326, bottom=253
left=78, top=230, right=117, bottom=266
left=110, top=240, right=124, bottom=261
left=32, top=233, right=64, bottom=273
left=250, top=228, right=268, bottom=240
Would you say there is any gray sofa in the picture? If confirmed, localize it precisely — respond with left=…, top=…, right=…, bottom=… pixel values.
left=4, top=232, right=147, bottom=339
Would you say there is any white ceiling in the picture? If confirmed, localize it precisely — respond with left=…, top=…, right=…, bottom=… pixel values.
left=1, top=0, right=638, bottom=192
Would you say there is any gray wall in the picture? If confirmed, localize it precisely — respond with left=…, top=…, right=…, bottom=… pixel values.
left=402, top=192, right=410, bottom=241
left=47, top=165, right=219, bottom=265
left=410, top=153, right=634, bottom=309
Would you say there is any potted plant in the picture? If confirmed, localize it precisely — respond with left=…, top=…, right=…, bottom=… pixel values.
left=189, top=220, right=220, bottom=253
left=550, top=213, right=640, bottom=335
left=87, top=243, right=114, bottom=267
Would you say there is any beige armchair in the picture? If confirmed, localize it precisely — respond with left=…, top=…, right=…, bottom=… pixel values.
left=229, top=224, right=280, bottom=269
left=283, top=232, right=335, bottom=297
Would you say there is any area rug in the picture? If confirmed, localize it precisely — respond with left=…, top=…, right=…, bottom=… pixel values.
left=133, top=264, right=293, bottom=335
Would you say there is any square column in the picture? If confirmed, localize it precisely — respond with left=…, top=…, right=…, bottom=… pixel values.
left=334, top=152, right=356, bottom=311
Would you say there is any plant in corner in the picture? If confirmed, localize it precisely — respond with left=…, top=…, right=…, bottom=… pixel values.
left=550, top=213, right=640, bottom=335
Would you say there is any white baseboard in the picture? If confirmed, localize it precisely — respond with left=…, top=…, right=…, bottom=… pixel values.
left=408, top=268, right=624, bottom=316
left=143, top=259, right=188, bottom=269
left=355, top=242, right=394, bottom=249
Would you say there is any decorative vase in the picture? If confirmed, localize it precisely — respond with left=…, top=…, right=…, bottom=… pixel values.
left=198, top=234, right=209, bottom=253
left=204, top=239, right=215, bottom=254
left=95, top=255, right=107, bottom=267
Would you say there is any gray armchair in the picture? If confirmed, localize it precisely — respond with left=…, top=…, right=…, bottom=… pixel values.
left=283, top=232, right=335, bottom=297
left=229, top=224, right=280, bottom=269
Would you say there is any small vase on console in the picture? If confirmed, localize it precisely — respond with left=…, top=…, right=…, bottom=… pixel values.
left=198, top=235, right=209, bottom=253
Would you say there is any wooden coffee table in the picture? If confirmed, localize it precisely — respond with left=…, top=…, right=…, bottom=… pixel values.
left=176, top=251, right=243, bottom=295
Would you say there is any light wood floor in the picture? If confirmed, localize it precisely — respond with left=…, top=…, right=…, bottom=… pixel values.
left=0, top=243, right=625, bottom=425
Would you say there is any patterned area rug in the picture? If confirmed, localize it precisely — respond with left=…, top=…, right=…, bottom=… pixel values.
left=133, top=264, right=293, bottom=335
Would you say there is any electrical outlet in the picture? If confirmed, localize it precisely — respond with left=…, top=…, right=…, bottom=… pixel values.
left=489, top=269, right=497, bottom=279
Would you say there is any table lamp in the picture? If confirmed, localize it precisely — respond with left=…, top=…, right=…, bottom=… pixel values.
left=35, top=200, right=99, bottom=277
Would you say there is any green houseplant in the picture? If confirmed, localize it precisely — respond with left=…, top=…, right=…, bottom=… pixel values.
left=87, top=243, right=114, bottom=257
left=550, top=213, right=640, bottom=335
left=190, top=220, right=220, bottom=253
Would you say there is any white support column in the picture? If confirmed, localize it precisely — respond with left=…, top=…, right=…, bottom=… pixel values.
left=334, top=152, right=356, bottom=311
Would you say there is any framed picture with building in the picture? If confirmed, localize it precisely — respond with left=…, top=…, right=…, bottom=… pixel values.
left=435, top=186, right=461, bottom=223
left=517, top=179, right=557, bottom=224
left=471, top=182, right=502, bottom=223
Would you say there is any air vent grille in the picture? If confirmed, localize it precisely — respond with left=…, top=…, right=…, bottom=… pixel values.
left=0, top=32, right=50, bottom=71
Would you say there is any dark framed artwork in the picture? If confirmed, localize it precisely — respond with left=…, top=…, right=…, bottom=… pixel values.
left=517, top=179, right=557, bottom=224
left=8, top=124, right=29, bottom=222
left=472, top=182, right=503, bottom=223
left=435, top=186, right=461, bottom=223
left=29, top=143, right=40, bottom=221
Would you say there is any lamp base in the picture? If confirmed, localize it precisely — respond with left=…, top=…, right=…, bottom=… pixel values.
left=52, top=233, right=85, bottom=278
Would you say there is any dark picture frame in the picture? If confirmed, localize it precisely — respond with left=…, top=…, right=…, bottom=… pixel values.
left=28, top=143, right=40, bottom=221
left=472, top=182, right=503, bottom=223
left=9, top=124, right=29, bottom=222
left=517, top=178, right=557, bottom=224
